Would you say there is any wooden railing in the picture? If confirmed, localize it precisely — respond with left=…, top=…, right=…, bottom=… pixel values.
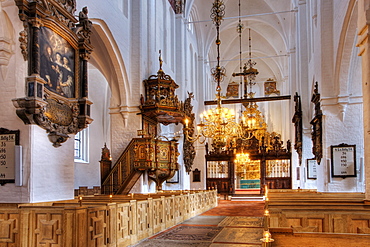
left=0, top=190, right=218, bottom=247
left=101, top=139, right=138, bottom=195
left=101, top=137, right=179, bottom=194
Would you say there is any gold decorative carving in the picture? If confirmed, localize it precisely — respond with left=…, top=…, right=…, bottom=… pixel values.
left=44, top=99, right=73, bottom=126
left=183, top=92, right=196, bottom=173
left=19, top=22, right=28, bottom=61
left=140, top=51, right=184, bottom=125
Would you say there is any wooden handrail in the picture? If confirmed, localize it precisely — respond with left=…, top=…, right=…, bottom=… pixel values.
left=101, top=138, right=143, bottom=194
left=101, top=137, right=179, bottom=194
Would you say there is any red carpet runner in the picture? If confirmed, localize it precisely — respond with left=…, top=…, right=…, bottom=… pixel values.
left=201, top=200, right=265, bottom=217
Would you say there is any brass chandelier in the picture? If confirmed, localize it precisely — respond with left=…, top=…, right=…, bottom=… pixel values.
left=234, top=152, right=250, bottom=167
left=238, top=28, right=268, bottom=144
left=184, top=0, right=242, bottom=150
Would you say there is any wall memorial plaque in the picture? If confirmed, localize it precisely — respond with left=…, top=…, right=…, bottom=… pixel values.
left=307, top=158, right=317, bottom=179
left=331, top=144, right=356, bottom=178
left=0, top=128, right=20, bottom=185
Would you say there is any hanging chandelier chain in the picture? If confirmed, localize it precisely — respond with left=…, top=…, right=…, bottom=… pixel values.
left=183, top=0, right=243, bottom=151
left=210, top=0, right=226, bottom=96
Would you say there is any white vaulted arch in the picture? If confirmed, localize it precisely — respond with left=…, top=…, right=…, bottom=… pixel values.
left=89, top=19, right=129, bottom=109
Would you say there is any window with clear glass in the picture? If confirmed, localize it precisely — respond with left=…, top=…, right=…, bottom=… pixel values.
left=266, top=159, right=290, bottom=178
left=74, top=128, right=89, bottom=162
left=207, top=161, right=228, bottom=178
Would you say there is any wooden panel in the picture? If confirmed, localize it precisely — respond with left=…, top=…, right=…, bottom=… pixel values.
left=152, top=198, right=165, bottom=233
left=87, top=207, right=107, bottom=247
left=206, top=178, right=230, bottom=194
left=286, top=218, right=302, bottom=228
left=352, top=219, right=370, bottom=234
left=182, top=194, right=190, bottom=219
left=332, top=215, right=347, bottom=233
left=164, top=196, right=175, bottom=228
left=64, top=208, right=80, bottom=247
left=33, top=212, right=63, bottom=247
left=265, top=177, right=291, bottom=189
left=173, top=195, right=183, bottom=224
left=116, top=202, right=131, bottom=246
left=306, top=218, right=324, bottom=232
left=272, top=230, right=370, bottom=246
left=0, top=211, right=19, bottom=247
left=136, top=201, right=149, bottom=241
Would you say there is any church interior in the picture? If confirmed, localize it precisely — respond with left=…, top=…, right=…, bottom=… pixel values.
left=1, top=0, right=370, bottom=246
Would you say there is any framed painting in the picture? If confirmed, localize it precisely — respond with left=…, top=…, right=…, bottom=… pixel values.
left=13, top=1, right=94, bottom=147
left=40, top=27, right=76, bottom=98
left=331, top=144, right=356, bottom=178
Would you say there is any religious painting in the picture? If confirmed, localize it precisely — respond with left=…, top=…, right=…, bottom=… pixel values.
left=226, top=82, right=239, bottom=99
left=264, top=79, right=280, bottom=96
left=40, top=27, right=76, bottom=98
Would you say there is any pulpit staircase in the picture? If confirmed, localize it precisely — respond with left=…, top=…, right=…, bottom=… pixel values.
left=101, top=137, right=179, bottom=195
left=101, top=139, right=140, bottom=195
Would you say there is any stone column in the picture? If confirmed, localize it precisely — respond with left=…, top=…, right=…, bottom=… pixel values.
left=357, top=0, right=370, bottom=201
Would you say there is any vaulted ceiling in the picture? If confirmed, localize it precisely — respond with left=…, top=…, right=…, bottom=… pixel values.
left=188, top=0, right=295, bottom=97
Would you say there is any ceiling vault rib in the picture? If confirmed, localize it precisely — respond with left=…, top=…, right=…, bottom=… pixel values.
left=206, top=54, right=290, bottom=64
left=185, top=10, right=297, bottom=24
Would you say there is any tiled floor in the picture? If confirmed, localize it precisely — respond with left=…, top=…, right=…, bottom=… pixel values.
left=133, top=200, right=265, bottom=246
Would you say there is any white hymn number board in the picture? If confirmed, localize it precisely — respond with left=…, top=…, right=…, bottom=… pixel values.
left=331, top=145, right=356, bottom=177
left=0, top=134, right=16, bottom=181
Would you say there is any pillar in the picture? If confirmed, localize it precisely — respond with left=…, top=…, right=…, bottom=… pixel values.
left=357, top=0, right=370, bottom=201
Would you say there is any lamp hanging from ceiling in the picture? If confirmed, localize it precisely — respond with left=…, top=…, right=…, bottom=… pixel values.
left=233, top=0, right=263, bottom=165
left=234, top=151, right=250, bottom=167
left=184, top=0, right=242, bottom=151
left=236, top=28, right=268, bottom=144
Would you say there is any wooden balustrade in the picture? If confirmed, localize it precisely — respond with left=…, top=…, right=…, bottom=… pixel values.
left=101, top=139, right=137, bottom=195
left=0, top=190, right=217, bottom=247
